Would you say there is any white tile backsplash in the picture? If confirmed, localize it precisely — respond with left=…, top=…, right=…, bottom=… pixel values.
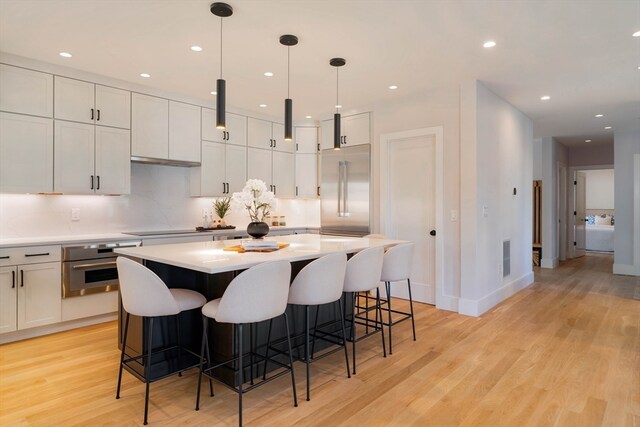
left=0, top=163, right=320, bottom=238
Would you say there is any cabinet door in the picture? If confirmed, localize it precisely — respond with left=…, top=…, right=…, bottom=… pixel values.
left=54, top=76, right=95, bottom=124
left=54, top=121, right=95, bottom=194
left=247, top=118, right=273, bottom=149
left=272, top=122, right=295, bottom=153
left=131, top=93, right=168, bottom=159
left=201, top=107, right=224, bottom=143
left=0, top=64, right=53, bottom=117
left=169, top=101, right=201, bottom=162
left=194, top=141, right=225, bottom=197
left=17, top=262, right=62, bottom=330
left=226, top=144, right=247, bottom=193
left=95, top=85, right=130, bottom=129
left=295, top=127, right=318, bottom=154
left=0, top=267, right=17, bottom=334
left=343, top=113, right=370, bottom=146
left=225, top=113, right=247, bottom=146
left=273, top=151, right=295, bottom=197
left=95, top=127, right=130, bottom=195
left=296, top=153, right=318, bottom=198
left=247, top=148, right=272, bottom=188
left=320, top=119, right=334, bottom=150
left=0, top=112, right=53, bottom=193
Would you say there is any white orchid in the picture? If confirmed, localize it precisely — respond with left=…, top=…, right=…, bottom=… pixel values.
left=231, top=179, right=275, bottom=222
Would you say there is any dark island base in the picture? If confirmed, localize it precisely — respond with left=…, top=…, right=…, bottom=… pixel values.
left=118, top=259, right=355, bottom=387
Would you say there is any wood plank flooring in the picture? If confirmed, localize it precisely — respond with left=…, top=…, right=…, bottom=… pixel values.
left=1, top=253, right=638, bottom=426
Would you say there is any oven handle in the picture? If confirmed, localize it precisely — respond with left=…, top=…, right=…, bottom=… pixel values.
left=72, top=261, right=117, bottom=270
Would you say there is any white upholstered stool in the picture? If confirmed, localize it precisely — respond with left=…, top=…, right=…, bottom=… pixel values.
left=195, top=260, right=297, bottom=426
left=115, top=256, right=207, bottom=425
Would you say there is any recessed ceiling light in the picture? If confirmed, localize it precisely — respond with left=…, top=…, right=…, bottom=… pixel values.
left=140, top=73, right=151, bottom=78
left=190, top=46, right=203, bottom=52
left=605, top=126, right=612, bottom=130
left=483, top=40, right=496, bottom=48
left=264, top=72, right=274, bottom=77
left=259, top=104, right=267, bottom=108
left=59, top=52, right=72, bottom=58
left=585, top=139, right=592, bottom=143
left=633, top=30, right=640, bottom=37
left=389, top=85, right=398, bottom=90
left=595, top=114, right=604, bottom=118
left=210, top=91, right=217, bottom=95
left=335, top=105, right=342, bottom=109
left=637, top=66, right=640, bottom=70
left=540, top=95, right=551, bottom=101
left=305, top=115, right=312, bottom=119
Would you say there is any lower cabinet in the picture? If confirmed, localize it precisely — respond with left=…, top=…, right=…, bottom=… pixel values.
left=0, top=246, right=62, bottom=335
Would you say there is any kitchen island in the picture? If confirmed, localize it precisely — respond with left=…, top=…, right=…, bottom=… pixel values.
left=114, top=233, right=404, bottom=385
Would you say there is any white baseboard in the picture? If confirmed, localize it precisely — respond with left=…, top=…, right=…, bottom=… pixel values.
left=613, top=263, right=640, bottom=276
left=0, top=312, right=117, bottom=345
left=458, top=271, right=534, bottom=317
left=436, top=294, right=459, bottom=312
left=541, top=257, right=559, bottom=269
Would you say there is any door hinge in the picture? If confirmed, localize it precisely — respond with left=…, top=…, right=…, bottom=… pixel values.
left=574, top=241, right=577, bottom=246
left=574, top=180, right=577, bottom=185
left=574, top=211, right=577, bottom=216
left=296, top=143, right=299, bottom=151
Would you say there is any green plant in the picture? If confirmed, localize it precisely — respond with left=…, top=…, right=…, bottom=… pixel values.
left=213, top=197, right=231, bottom=219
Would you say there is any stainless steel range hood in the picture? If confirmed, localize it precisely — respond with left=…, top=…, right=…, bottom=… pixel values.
left=131, top=156, right=201, bottom=167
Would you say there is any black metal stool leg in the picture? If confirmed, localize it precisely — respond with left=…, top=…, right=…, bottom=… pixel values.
left=283, top=312, right=298, bottom=407
left=386, top=281, right=393, bottom=354
left=143, top=317, right=154, bottom=426
left=377, top=288, right=387, bottom=358
left=262, top=318, right=273, bottom=380
left=407, top=278, right=416, bottom=341
left=195, top=316, right=208, bottom=411
left=351, top=292, right=357, bottom=375
left=250, top=323, right=254, bottom=385
left=116, top=312, right=129, bottom=399
left=204, top=324, right=214, bottom=397
left=310, top=304, right=320, bottom=359
left=176, top=314, right=182, bottom=377
left=237, top=323, right=244, bottom=427
left=337, top=298, right=351, bottom=378
left=305, top=305, right=311, bottom=401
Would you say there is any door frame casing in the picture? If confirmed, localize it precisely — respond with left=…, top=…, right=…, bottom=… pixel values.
left=379, top=126, right=445, bottom=309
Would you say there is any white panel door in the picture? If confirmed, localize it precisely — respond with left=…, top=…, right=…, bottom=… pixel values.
left=95, top=127, right=130, bottom=195
left=54, top=121, right=95, bottom=194
left=226, top=113, right=247, bottom=147
left=95, top=85, right=130, bottom=129
left=131, top=93, right=168, bottom=159
left=0, top=267, right=17, bottom=334
left=272, top=151, right=295, bottom=197
left=295, top=127, right=318, bottom=154
left=387, top=134, right=436, bottom=304
left=320, top=119, right=333, bottom=150
left=248, top=118, right=273, bottom=149
left=343, top=113, right=370, bottom=146
left=17, top=262, right=61, bottom=330
left=226, top=144, right=247, bottom=194
left=54, top=76, right=95, bottom=124
left=574, top=171, right=587, bottom=258
left=0, top=112, right=53, bottom=193
left=0, top=64, right=53, bottom=117
left=197, top=141, right=226, bottom=197
left=273, top=122, right=294, bottom=153
left=169, top=101, right=200, bottom=162
left=247, top=147, right=272, bottom=187
left=295, top=153, right=317, bottom=198
left=201, top=107, right=225, bottom=143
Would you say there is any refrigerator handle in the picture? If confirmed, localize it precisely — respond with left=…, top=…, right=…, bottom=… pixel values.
left=337, top=161, right=343, bottom=216
left=343, top=161, right=349, bottom=216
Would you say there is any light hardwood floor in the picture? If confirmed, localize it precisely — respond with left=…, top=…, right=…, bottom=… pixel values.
left=1, top=253, right=638, bottom=426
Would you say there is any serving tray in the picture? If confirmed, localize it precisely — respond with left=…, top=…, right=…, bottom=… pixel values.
left=223, top=242, right=290, bottom=253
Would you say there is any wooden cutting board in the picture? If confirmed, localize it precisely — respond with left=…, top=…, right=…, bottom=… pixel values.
left=223, top=242, right=290, bottom=253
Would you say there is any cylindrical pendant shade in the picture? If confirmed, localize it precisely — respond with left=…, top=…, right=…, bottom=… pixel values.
left=216, top=79, right=226, bottom=129
left=284, top=98, right=293, bottom=141
left=333, top=113, right=341, bottom=150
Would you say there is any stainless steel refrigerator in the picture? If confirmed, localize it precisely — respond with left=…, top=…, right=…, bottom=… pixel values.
left=320, top=144, right=371, bottom=236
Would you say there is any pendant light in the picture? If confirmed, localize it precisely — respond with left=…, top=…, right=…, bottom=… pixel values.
left=330, top=58, right=346, bottom=150
left=210, top=2, right=233, bottom=129
left=280, top=34, right=298, bottom=141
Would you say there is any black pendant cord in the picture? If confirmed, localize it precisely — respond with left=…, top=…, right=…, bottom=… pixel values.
left=336, top=66, right=339, bottom=113
left=219, top=17, right=223, bottom=79
left=287, top=46, right=290, bottom=99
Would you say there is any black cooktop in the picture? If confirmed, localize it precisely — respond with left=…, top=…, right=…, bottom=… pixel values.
left=123, top=230, right=203, bottom=236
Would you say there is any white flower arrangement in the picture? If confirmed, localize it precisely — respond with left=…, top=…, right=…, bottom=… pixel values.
left=231, top=179, right=275, bottom=223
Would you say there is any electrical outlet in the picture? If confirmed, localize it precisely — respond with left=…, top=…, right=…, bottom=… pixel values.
left=450, top=210, right=458, bottom=221
left=482, top=205, right=489, bottom=218
left=202, top=208, right=207, bottom=217
left=71, top=208, right=80, bottom=221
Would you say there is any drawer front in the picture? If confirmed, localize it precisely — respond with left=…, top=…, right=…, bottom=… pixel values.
left=0, top=245, right=61, bottom=266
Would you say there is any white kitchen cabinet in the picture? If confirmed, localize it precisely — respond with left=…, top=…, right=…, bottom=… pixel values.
left=191, top=141, right=246, bottom=197
left=169, top=100, right=200, bottom=162
left=296, top=153, right=318, bottom=198
left=320, top=112, right=371, bottom=150
left=295, top=127, right=319, bottom=154
left=131, top=93, right=168, bottom=159
left=202, top=108, right=247, bottom=147
left=0, top=112, right=53, bottom=193
left=54, top=76, right=130, bottom=129
left=0, top=245, right=62, bottom=335
left=0, top=64, right=53, bottom=117
left=54, top=122, right=130, bottom=194
left=248, top=118, right=292, bottom=153
left=247, top=147, right=273, bottom=188
left=273, top=151, right=295, bottom=197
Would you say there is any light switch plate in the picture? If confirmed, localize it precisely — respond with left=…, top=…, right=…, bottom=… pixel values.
left=450, top=210, right=458, bottom=221
left=482, top=205, right=489, bottom=217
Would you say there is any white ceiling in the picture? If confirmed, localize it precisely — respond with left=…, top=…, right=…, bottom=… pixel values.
left=1, top=0, right=638, bottom=147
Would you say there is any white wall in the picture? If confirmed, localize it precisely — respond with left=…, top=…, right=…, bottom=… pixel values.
left=584, top=169, right=614, bottom=210
left=613, top=125, right=640, bottom=275
left=533, top=138, right=543, bottom=180
left=459, top=81, right=533, bottom=316
left=569, top=144, right=614, bottom=167
left=540, top=137, right=568, bottom=268
left=0, top=163, right=320, bottom=238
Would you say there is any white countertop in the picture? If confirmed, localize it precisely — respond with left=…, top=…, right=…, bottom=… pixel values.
left=114, top=234, right=405, bottom=274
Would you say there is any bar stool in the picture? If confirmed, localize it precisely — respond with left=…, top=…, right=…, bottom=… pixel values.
left=195, top=260, right=297, bottom=426
left=115, top=257, right=207, bottom=426
left=381, top=242, right=416, bottom=354
left=283, top=252, right=350, bottom=401
left=343, top=246, right=386, bottom=374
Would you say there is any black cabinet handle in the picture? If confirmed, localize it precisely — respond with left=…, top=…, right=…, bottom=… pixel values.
left=97, top=176, right=100, bottom=190
left=97, top=109, right=100, bottom=121
left=25, top=252, right=50, bottom=257
left=274, top=140, right=277, bottom=149
left=317, top=143, right=320, bottom=152
left=344, top=135, right=347, bottom=144
left=295, top=186, right=298, bottom=196
left=0, top=255, right=9, bottom=260
left=11, top=271, right=15, bottom=289
left=20, top=270, right=24, bottom=287
left=430, top=230, right=436, bottom=236
left=90, top=108, right=94, bottom=120
left=90, top=175, right=94, bottom=190
left=317, top=186, right=320, bottom=197
left=223, top=182, right=226, bottom=194
left=296, top=143, right=299, bottom=152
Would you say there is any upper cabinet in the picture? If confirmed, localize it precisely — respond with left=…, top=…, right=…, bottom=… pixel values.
left=169, top=101, right=200, bottom=163
left=0, top=64, right=53, bottom=117
left=248, top=118, right=293, bottom=153
left=54, top=76, right=130, bottom=129
left=320, top=112, right=371, bottom=150
left=131, top=93, right=169, bottom=160
left=202, top=108, right=247, bottom=146
left=295, top=127, right=319, bottom=154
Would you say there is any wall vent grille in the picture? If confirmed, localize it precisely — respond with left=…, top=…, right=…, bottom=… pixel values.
left=503, top=240, right=511, bottom=277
